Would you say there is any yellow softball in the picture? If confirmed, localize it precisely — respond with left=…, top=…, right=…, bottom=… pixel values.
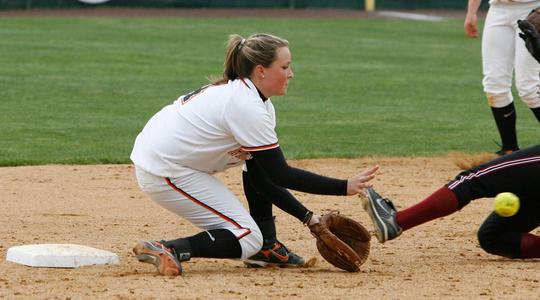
left=494, top=192, right=520, bottom=217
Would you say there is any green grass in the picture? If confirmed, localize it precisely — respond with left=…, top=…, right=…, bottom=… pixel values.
left=0, top=17, right=538, bottom=166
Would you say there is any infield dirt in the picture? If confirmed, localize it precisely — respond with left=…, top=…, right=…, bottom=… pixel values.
left=1, top=157, right=538, bottom=299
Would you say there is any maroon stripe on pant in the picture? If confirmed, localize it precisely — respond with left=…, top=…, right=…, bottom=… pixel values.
left=165, top=178, right=252, bottom=240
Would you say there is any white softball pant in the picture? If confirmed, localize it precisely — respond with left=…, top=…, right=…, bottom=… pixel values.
left=134, top=166, right=263, bottom=259
left=482, top=1, right=540, bottom=108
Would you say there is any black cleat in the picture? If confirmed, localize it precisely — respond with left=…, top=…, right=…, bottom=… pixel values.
left=362, top=187, right=402, bottom=243
left=244, top=241, right=305, bottom=268
left=495, top=148, right=518, bottom=156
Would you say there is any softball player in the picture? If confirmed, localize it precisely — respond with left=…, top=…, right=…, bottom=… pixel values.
left=361, top=14, right=540, bottom=262
left=465, top=0, right=540, bottom=155
left=363, top=144, right=540, bottom=259
left=130, top=33, right=378, bottom=276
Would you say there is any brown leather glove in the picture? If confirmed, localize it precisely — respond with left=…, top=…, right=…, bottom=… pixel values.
left=518, top=8, right=540, bottom=63
left=308, top=213, right=371, bottom=272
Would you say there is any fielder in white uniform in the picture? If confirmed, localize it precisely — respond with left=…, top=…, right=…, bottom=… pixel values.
left=465, top=0, right=540, bottom=154
left=130, top=33, right=378, bottom=276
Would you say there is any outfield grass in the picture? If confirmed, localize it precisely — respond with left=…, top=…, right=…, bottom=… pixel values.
left=0, top=17, right=538, bottom=165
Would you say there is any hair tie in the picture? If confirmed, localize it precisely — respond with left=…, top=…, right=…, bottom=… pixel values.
left=236, top=38, right=246, bottom=52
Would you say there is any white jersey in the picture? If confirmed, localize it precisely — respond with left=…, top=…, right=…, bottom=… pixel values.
left=131, top=78, right=279, bottom=177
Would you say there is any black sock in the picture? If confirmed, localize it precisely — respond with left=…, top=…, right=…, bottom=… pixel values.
left=531, top=107, right=540, bottom=123
left=491, top=103, right=518, bottom=150
left=163, top=229, right=242, bottom=259
left=161, top=237, right=192, bottom=261
left=253, top=216, right=277, bottom=249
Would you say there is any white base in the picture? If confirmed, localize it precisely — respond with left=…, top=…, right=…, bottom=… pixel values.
left=6, top=244, right=120, bottom=268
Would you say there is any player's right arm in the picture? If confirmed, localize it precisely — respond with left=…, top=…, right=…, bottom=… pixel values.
left=464, top=0, right=482, bottom=38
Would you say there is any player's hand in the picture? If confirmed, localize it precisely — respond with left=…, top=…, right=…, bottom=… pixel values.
left=464, top=14, right=478, bottom=38
left=518, top=19, right=540, bottom=63
left=307, top=213, right=321, bottom=226
left=346, top=165, right=379, bottom=196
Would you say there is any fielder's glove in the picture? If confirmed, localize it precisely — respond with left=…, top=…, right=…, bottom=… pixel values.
left=518, top=19, right=540, bottom=64
left=308, top=212, right=370, bottom=272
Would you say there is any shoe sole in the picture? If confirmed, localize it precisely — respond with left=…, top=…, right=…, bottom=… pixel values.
left=133, top=243, right=181, bottom=276
left=362, top=193, right=388, bottom=243
left=243, top=260, right=305, bottom=268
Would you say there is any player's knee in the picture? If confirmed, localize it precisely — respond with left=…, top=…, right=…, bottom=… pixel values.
left=485, top=92, right=513, bottom=108
left=477, top=226, right=515, bottom=259
left=518, top=89, right=540, bottom=108
left=238, top=226, right=263, bottom=259
left=477, top=228, right=500, bottom=254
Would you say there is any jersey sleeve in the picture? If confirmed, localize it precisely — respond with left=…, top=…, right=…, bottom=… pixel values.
left=224, top=97, right=279, bottom=151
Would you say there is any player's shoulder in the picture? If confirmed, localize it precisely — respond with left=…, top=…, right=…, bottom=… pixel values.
left=223, top=79, right=273, bottom=122
left=227, top=78, right=265, bottom=106
left=230, top=77, right=255, bottom=93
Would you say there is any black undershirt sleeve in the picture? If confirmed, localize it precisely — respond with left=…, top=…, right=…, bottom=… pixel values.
left=243, top=162, right=309, bottom=221
left=249, top=147, right=348, bottom=195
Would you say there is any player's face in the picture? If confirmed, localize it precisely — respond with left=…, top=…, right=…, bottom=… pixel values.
left=262, top=47, right=293, bottom=97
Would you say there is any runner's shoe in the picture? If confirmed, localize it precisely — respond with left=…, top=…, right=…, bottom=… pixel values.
left=133, top=241, right=182, bottom=276
left=362, top=187, right=402, bottom=243
left=244, top=241, right=305, bottom=268
left=495, top=148, right=518, bottom=156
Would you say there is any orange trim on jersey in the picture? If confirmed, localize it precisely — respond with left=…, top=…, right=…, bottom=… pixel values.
left=236, top=230, right=251, bottom=240
left=242, top=143, right=279, bottom=152
left=240, top=78, right=251, bottom=89
left=164, top=178, right=252, bottom=240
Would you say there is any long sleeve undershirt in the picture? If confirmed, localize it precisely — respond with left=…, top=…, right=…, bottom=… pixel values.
left=245, top=147, right=348, bottom=221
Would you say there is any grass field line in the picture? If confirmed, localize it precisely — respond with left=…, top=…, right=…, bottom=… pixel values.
left=377, top=10, right=446, bottom=21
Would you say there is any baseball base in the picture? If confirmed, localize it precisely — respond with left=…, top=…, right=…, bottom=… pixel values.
left=6, top=244, right=119, bottom=268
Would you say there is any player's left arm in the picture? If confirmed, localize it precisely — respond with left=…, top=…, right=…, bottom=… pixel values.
left=249, top=147, right=377, bottom=196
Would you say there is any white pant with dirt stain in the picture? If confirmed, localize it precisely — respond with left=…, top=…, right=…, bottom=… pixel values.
left=482, top=1, right=540, bottom=108
left=134, top=165, right=262, bottom=259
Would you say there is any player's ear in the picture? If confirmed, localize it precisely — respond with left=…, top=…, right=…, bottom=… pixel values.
left=253, top=65, right=266, bottom=80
